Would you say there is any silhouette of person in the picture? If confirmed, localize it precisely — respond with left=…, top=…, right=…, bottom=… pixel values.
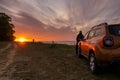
left=33, top=39, right=35, bottom=43
left=76, top=31, right=84, bottom=54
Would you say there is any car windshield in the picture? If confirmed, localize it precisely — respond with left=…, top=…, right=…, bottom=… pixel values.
left=108, top=25, right=120, bottom=36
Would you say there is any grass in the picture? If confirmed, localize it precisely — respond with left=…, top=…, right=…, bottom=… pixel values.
left=0, top=42, right=10, bottom=49
left=0, top=42, right=120, bottom=80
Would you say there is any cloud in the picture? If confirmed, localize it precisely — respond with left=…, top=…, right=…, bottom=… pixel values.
left=1, top=0, right=120, bottom=41
left=67, top=0, right=120, bottom=32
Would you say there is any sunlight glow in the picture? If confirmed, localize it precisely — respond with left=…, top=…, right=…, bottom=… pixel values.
left=15, top=37, right=29, bottom=42
left=19, top=38, right=26, bottom=42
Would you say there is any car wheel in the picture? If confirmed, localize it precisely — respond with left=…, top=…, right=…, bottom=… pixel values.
left=89, top=53, right=99, bottom=74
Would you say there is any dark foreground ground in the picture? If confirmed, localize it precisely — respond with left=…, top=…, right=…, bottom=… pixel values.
left=0, top=42, right=120, bottom=80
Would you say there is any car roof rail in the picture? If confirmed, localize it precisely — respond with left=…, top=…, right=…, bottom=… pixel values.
left=91, top=22, right=108, bottom=29
left=109, top=23, right=120, bottom=26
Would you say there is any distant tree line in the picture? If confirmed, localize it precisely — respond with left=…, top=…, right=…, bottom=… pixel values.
left=0, top=13, right=15, bottom=41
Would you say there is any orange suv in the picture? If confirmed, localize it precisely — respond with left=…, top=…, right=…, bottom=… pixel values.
left=77, top=23, right=120, bottom=73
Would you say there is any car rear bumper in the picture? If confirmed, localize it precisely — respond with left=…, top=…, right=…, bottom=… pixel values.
left=97, top=58, right=120, bottom=66
left=96, top=47, right=120, bottom=64
left=111, top=58, right=120, bottom=64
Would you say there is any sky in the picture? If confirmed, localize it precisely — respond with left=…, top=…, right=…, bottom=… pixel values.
left=0, top=0, right=120, bottom=41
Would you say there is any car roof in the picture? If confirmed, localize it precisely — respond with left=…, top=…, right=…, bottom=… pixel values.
left=108, top=24, right=120, bottom=27
left=91, top=22, right=108, bottom=29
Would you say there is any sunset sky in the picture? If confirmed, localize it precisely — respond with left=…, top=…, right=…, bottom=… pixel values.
left=0, top=0, right=120, bottom=41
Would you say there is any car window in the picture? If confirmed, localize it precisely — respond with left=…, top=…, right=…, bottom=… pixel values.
left=94, top=28, right=102, bottom=36
left=88, top=30, right=95, bottom=39
left=84, top=32, right=89, bottom=40
left=109, top=25, right=120, bottom=36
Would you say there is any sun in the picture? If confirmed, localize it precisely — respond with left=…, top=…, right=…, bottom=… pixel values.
left=19, top=38, right=26, bottom=42
left=15, top=37, right=28, bottom=42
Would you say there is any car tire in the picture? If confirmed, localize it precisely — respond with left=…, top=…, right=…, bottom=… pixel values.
left=89, top=53, right=99, bottom=74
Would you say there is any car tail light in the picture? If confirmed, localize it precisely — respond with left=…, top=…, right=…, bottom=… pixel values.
left=103, top=36, right=114, bottom=47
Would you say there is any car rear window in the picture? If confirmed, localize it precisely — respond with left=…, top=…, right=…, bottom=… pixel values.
left=108, top=25, right=120, bottom=36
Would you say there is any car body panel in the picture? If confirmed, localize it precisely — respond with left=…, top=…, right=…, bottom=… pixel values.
left=78, top=23, right=120, bottom=64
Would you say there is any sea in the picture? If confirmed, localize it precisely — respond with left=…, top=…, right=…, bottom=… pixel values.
left=43, top=41, right=76, bottom=45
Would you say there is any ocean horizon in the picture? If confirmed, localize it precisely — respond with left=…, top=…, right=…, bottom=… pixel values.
left=43, top=41, right=76, bottom=45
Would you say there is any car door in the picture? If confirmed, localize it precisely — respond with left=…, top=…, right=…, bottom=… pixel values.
left=81, top=30, right=95, bottom=57
left=80, top=31, right=89, bottom=57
